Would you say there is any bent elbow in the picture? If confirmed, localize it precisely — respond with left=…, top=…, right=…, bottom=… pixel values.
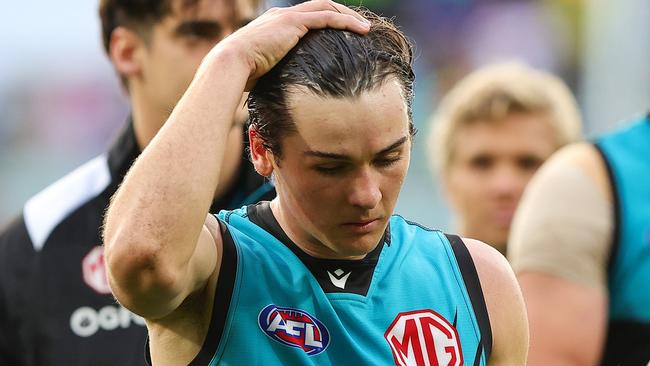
left=104, top=234, right=181, bottom=319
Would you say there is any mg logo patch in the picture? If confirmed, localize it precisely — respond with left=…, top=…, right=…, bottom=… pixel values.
left=385, top=309, right=463, bottom=366
left=258, top=304, right=330, bottom=356
left=82, top=245, right=111, bottom=294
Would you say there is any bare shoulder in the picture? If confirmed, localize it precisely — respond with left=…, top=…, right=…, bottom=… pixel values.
left=543, top=142, right=611, bottom=200
left=463, top=238, right=513, bottom=290
left=550, top=141, right=598, bottom=163
left=463, top=238, right=529, bottom=365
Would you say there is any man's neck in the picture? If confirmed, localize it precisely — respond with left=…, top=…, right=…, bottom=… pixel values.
left=130, top=99, right=167, bottom=151
left=269, top=199, right=371, bottom=261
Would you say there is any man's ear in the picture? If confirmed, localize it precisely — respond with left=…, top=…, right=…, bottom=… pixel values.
left=249, top=125, right=274, bottom=177
left=109, top=26, right=144, bottom=80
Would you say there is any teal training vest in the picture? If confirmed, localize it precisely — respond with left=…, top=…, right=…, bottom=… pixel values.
left=180, top=202, right=492, bottom=366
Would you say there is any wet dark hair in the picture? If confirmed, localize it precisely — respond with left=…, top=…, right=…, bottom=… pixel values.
left=248, top=9, right=416, bottom=160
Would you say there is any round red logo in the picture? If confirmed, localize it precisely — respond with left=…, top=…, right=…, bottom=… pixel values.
left=385, top=309, right=463, bottom=366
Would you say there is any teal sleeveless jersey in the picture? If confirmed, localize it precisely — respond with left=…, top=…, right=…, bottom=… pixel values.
left=595, top=114, right=650, bottom=364
left=186, top=202, right=491, bottom=366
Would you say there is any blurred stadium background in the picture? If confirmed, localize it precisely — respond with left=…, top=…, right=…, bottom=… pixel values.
left=1, top=0, right=648, bottom=230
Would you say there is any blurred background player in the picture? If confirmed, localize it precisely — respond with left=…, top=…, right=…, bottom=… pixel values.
left=0, top=0, right=274, bottom=365
left=427, top=61, right=582, bottom=253
left=509, top=112, right=650, bottom=365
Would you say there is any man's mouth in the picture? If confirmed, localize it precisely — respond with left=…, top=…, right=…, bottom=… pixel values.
left=342, top=218, right=380, bottom=231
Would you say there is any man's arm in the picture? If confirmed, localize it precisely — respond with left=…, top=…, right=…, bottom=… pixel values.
left=103, top=0, right=371, bottom=320
left=508, top=143, right=612, bottom=365
left=465, top=238, right=529, bottom=365
left=517, top=273, right=607, bottom=366
left=103, top=48, right=247, bottom=319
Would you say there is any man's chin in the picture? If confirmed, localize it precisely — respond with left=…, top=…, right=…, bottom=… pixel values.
left=333, top=232, right=385, bottom=258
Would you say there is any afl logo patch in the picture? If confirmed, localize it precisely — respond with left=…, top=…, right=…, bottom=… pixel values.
left=385, top=309, right=463, bottom=366
left=258, top=304, right=330, bottom=356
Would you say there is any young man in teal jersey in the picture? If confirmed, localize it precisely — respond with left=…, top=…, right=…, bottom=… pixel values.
left=104, top=1, right=528, bottom=365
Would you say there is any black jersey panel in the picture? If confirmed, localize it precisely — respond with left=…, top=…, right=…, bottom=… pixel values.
left=592, top=143, right=621, bottom=276
left=601, top=321, right=650, bottom=365
left=446, top=234, right=492, bottom=363
left=189, top=219, right=239, bottom=366
left=0, top=215, right=36, bottom=365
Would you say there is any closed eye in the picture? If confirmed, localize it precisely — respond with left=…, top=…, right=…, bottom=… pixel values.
left=314, top=164, right=346, bottom=176
left=374, top=156, right=401, bottom=168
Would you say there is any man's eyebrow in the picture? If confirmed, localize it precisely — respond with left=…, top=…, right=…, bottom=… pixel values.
left=377, top=136, right=408, bottom=155
left=303, top=136, right=408, bottom=160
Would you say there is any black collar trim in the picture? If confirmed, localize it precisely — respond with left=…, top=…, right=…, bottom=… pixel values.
left=246, top=201, right=388, bottom=295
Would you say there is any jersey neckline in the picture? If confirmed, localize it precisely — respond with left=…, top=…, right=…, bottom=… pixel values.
left=246, top=201, right=389, bottom=295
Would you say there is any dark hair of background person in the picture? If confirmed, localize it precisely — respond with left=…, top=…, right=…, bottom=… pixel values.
left=98, top=0, right=261, bottom=87
left=99, top=0, right=204, bottom=53
left=98, top=0, right=200, bottom=88
left=248, top=9, right=416, bottom=162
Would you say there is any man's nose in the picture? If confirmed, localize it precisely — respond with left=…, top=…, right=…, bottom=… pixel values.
left=347, top=167, right=382, bottom=209
left=489, top=165, right=526, bottom=198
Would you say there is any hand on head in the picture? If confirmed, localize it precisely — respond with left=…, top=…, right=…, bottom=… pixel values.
left=212, top=0, right=371, bottom=91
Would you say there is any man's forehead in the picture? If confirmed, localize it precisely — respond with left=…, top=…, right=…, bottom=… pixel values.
left=287, top=83, right=410, bottom=156
left=289, top=82, right=409, bottom=127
